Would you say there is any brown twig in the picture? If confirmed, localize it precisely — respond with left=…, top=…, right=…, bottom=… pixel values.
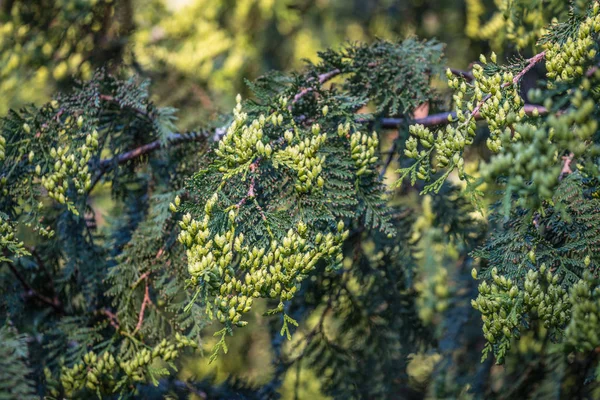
left=513, top=52, right=546, bottom=84
left=450, top=68, right=474, bottom=82
left=238, top=175, right=256, bottom=206
left=89, top=130, right=209, bottom=192
left=28, top=246, right=57, bottom=297
left=292, top=69, right=341, bottom=104
left=560, top=152, right=575, bottom=180
left=236, top=162, right=258, bottom=208
left=233, top=162, right=270, bottom=222
left=470, top=51, right=546, bottom=119
left=292, top=62, right=381, bottom=105
left=100, top=308, right=120, bottom=330
left=5, top=261, right=64, bottom=313
left=98, top=131, right=209, bottom=170
left=133, top=276, right=152, bottom=334
left=131, top=271, right=151, bottom=289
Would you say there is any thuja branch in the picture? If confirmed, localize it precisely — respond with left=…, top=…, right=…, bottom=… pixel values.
left=91, top=104, right=547, bottom=183
left=398, top=50, right=551, bottom=192
left=93, top=55, right=547, bottom=187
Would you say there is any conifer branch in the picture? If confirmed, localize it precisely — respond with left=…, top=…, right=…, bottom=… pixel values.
left=90, top=104, right=546, bottom=188
left=93, top=55, right=547, bottom=184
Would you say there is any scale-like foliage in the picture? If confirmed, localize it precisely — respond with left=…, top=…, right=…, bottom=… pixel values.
left=0, top=326, right=37, bottom=400
left=2, top=1, right=600, bottom=398
left=173, top=40, right=445, bottom=361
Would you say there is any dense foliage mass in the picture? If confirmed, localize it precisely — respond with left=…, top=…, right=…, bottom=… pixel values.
left=1, top=0, right=600, bottom=399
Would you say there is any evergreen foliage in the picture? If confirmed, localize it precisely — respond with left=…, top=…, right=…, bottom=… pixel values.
left=1, top=0, right=600, bottom=399
left=0, top=326, right=37, bottom=400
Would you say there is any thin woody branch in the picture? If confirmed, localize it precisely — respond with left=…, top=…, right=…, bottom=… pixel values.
left=236, top=162, right=258, bottom=208
left=89, top=131, right=210, bottom=192
left=98, top=131, right=210, bottom=169
left=131, top=271, right=151, bottom=290
left=560, top=152, right=575, bottom=180
left=100, top=308, right=120, bottom=330
left=469, top=52, right=546, bottom=119
left=5, top=260, right=64, bottom=314
left=292, top=62, right=378, bottom=104
left=292, top=69, right=341, bottom=104
left=450, top=68, right=474, bottom=82
left=133, top=275, right=152, bottom=334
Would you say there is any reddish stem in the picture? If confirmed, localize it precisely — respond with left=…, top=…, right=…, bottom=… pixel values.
left=101, top=308, right=120, bottom=330
left=134, top=278, right=152, bottom=334
left=560, top=152, right=575, bottom=180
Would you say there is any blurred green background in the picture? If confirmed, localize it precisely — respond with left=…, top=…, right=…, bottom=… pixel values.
left=0, top=0, right=486, bottom=127
left=0, top=1, right=490, bottom=398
